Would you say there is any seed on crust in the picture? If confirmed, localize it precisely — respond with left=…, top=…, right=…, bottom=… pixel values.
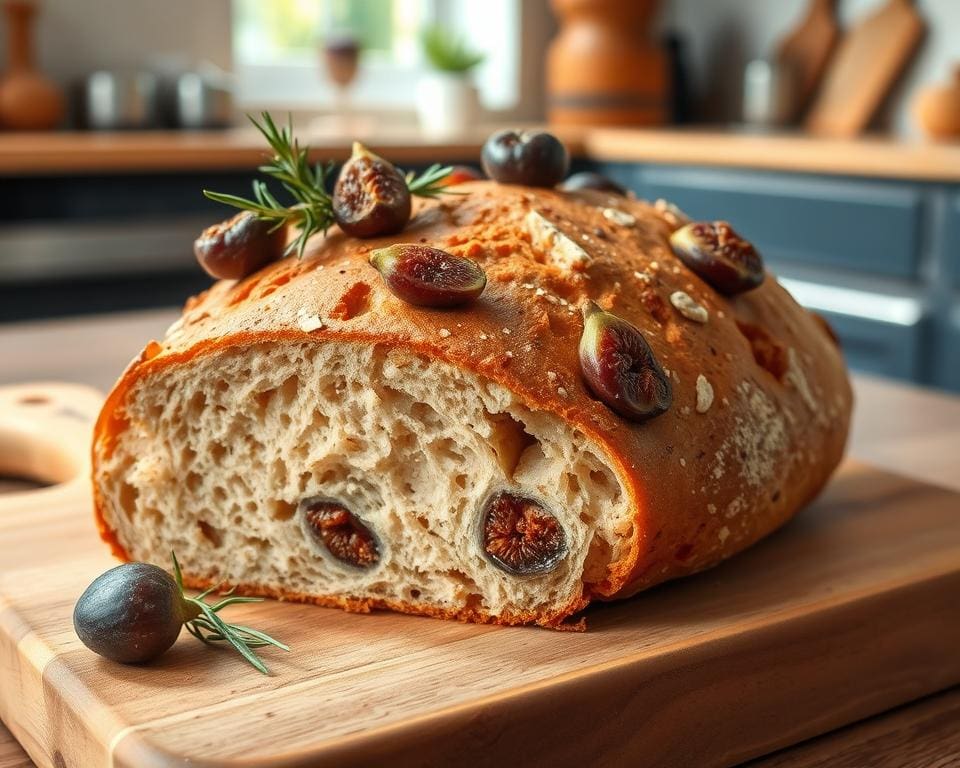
left=670, top=290, right=709, bottom=323
left=481, top=492, right=567, bottom=575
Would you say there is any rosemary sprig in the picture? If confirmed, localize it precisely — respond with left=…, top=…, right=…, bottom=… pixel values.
left=204, top=112, right=459, bottom=259
left=172, top=552, right=289, bottom=675
left=405, top=163, right=461, bottom=198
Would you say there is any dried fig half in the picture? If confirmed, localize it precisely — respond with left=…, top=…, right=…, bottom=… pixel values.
left=302, top=497, right=380, bottom=568
left=481, top=491, right=567, bottom=576
left=333, top=142, right=412, bottom=238
left=670, top=221, right=764, bottom=295
left=193, top=211, right=286, bottom=280
left=369, top=244, right=486, bottom=308
left=579, top=301, right=672, bottom=422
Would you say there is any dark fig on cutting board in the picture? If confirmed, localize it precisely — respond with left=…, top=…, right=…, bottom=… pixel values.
left=73, top=555, right=287, bottom=673
left=481, top=129, right=569, bottom=188
left=670, top=221, right=764, bottom=295
left=73, top=562, right=196, bottom=664
left=333, top=141, right=412, bottom=238
left=369, top=244, right=486, bottom=308
left=579, top=301, right=672, bottom=422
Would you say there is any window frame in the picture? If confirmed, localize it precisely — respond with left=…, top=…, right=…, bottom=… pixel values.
left=230, top=0, right=520, bottom=112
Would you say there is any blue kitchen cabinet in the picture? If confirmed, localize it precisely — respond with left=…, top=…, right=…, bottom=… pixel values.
left=943, top=191, right=960, bottom=288
left=628, top=165, right=923, bottom=279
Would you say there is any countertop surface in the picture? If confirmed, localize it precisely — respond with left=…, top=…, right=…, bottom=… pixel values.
left=0, top=308, right=958, bottom=767
left=2, top=126, right=960, bottom=181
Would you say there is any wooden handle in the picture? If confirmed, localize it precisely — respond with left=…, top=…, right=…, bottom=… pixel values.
left=0, top=383, right=102, bottom=510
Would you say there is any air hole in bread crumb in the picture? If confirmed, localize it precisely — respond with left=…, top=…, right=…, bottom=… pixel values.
left=186, top=471, right=202, bottom=493
left=198, top=519, right=224, bottom=548
left=582, top=533, right=613, bottom=582
left=210, top=441, right=226, bottom=462
left=280, top=374, right=300, bottom=404
left=270, top=499, right=296, bottom=521
left=410, top=588, right=421, bottom=599
left=118, top=481, right=138, bottom=521
left=486, top=411, right=539, bottom=478
left=254, top=388, right=276, bottom=415
left=589, top=468, right=613, bottom=493
left=735, top=320, right=789, bottom=380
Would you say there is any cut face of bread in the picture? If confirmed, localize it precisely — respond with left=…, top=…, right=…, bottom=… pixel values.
left=95, top=340, right=631, bottom=626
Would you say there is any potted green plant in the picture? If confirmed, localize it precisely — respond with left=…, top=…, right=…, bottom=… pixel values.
left=416, top=26, right=485, bottom=137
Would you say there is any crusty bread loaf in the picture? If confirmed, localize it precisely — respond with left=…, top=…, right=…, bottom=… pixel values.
left=92, top=182, right=852, bottom=628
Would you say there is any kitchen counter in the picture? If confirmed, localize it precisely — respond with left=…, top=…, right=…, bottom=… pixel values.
left=0, top=308, right=959, bottom=767
left=2, top=126, right=960, bottom=181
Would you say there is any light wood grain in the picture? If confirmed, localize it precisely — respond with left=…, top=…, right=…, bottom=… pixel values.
left=580, top=127, right=960, bottom=182
left=0, top=380, right=958, bottom=767
left=1, top=312, right=960, bottom=768
left=806, top=0, right=924, bottom=137
left=0, top=124, right=584, bottom=176
left=5, top=125, right=960, bottom=181
left=748, top=686, right=960, bottom=768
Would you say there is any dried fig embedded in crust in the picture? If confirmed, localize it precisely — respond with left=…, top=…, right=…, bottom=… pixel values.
left=670, top=221, right=764, bottom=295
left=302, top=498, right=380, bottom=568
left=369, top=244, right=486, bottom=308
left=559, top=171, right=627, bottom=196
left=333, top=142, right=412, bottom=238
left=481, top=492, right=567, bottom=576
left=193, top=211, right=286, bottom=280
left=579, top=302, right=673, bottom=422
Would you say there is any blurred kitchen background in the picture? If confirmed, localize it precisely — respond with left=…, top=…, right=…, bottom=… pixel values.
left=1, top=0, right=959, bottom=391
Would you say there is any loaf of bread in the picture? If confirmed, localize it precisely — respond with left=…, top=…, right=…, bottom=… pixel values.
left=92, top=182, right=852, bottom=628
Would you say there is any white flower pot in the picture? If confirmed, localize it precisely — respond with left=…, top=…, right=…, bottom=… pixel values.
left=415, top=72, right=478, bottom=138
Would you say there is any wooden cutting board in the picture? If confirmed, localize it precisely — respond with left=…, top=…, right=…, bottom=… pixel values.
left=806, top=0, right=924, bottom=137
left=775, top=0, right=840, bottom=120
left=1, top=382, right=959, bottom=768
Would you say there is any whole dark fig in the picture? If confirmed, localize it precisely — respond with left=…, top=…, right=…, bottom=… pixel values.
left=73, top=562, right=196, bottom=664
left=333, top=141, right=412, bottom=238
left=481, top=129, right=569, bottom=188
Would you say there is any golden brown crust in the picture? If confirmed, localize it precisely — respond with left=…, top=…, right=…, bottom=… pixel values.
left=92, top=181, right=852, bottom=625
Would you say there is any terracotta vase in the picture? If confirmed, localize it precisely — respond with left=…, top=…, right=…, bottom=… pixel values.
left=913, top=65, right=960, bottom=140
left=0, top=0, right=64, bottom=130
left=547, top=0, right=669, bottom=127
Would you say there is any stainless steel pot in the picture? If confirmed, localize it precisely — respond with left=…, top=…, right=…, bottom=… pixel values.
left=83, top=70, right=160, bottom=130
left=173, top=72, right=233, bottom=129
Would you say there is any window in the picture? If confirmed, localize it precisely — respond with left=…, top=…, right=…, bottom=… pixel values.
left=232, top=0, right=520, bottom=111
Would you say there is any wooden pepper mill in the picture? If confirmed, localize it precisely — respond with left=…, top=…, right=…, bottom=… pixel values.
left=0, top=0, right=64, bottom=130
left=547, top=0, right=669, bottom=126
